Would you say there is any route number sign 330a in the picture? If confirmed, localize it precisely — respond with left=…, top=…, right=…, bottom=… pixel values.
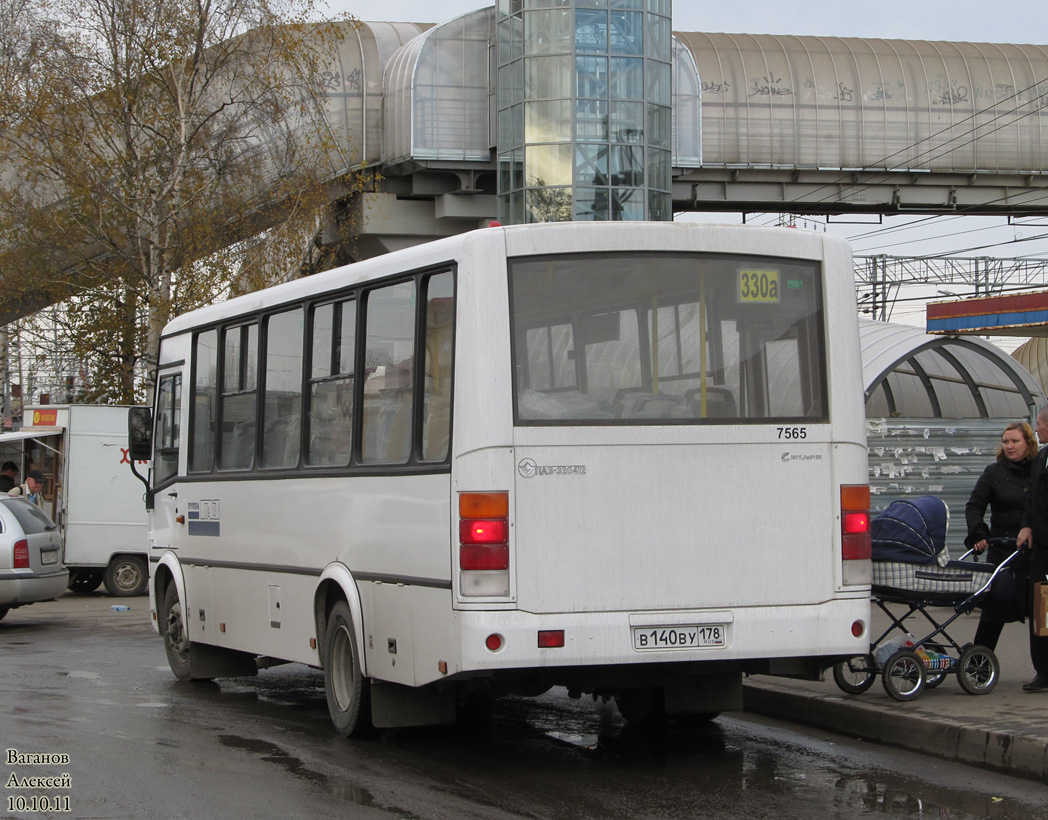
left=738, top=268, right=780, bottom=303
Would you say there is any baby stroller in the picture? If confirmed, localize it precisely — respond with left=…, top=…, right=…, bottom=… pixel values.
left=832, top=496, right=1029, bottom=702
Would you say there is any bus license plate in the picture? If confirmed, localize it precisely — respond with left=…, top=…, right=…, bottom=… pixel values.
left=632, top=625, right=725, bottom=650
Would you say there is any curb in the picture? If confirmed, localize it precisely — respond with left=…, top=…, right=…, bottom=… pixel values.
left=742, top=680, right=1048, bottom=782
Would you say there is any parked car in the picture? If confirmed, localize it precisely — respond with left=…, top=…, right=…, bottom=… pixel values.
left=0, top=496, right=67, bottom=621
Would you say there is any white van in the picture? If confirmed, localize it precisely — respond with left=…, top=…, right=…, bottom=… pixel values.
left=0, top=404, right=149, bottom=596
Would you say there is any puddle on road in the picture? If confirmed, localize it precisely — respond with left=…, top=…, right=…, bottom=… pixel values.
left=545, top=730, right=599, bottom=749
left=217, top=734, right=374, bottom=806
left=486, top=694, right=1048, bottom=820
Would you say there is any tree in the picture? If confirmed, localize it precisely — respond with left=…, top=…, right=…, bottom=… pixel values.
left=0, top=0, right=366, bottom=403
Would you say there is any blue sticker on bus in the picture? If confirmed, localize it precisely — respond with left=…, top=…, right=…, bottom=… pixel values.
left=187, top=500, right=221, bottom=537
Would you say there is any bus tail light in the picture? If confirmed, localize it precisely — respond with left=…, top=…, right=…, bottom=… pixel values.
left=841, top=485, right=871, bottom=586
left=13, top=539, right=29, bottom=568
left=459, top=492, right=510, bottom=597
left=460, top=543, right=509, bottom=570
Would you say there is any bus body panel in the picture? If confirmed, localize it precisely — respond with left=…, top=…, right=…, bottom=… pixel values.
left=166, top=473, right=451, bottom=668
left=508, top=438, right=838, bottom=613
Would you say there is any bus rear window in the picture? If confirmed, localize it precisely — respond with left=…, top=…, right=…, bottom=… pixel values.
left=509, top=252, right=826, bottom=424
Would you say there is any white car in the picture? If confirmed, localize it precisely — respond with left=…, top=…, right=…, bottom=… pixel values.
left=0, top=496, right=67, bottom=621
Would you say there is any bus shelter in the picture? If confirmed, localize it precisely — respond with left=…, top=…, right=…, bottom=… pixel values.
left=860, top=319, right=1043, bottom=551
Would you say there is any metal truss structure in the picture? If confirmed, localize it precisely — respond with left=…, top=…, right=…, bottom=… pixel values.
left=854, top=255, right=1048, bottom=322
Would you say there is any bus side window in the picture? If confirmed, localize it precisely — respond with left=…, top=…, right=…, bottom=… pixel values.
left=307, top=299, right=355, bottom=468
left=421, top=272, right=454, bottom=462
left=261, top=308, right=303, bottom=469
left=154, top=373, right=181, bottom=485
left=362, top=282, right=415, bottom=465
left=219, top=323, right=258, bottom=470
left=189, top=330, right=218, bottom=472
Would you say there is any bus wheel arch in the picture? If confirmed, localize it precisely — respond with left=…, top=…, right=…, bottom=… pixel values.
left=152, top=558, right=186, bottom=623
left=314, top=568, right=368, bottom=677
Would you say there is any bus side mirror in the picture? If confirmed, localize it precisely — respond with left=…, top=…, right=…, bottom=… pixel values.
left=127, top=407, right=154, bottom=510
left=128, top=406, right=153, bottom=462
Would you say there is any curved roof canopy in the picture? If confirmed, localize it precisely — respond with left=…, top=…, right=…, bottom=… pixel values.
left=860, top=319, right=1042, bottom=419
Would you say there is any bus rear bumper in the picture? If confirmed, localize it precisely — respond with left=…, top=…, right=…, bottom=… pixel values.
left=452, top=598, right=870, bottom=682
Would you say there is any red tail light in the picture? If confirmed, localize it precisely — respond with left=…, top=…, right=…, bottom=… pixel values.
left=843, top=512, right=870, bottom=534
left=459, top=492, right=511, bottom=584
left=460, top=519, right=509, bottom=544
left=13, top=539, right=29, bottom=568
left=841, top=485, right=871, bottom=560
left=460, top=543, right=509, bottom=570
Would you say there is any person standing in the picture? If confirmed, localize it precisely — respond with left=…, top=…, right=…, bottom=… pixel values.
left=7, top=468, right=45, bottom=509
left=964, top=421, right=1037, bottom=650
left=1017, top=405, right=1048, bottom=693
left=0, top=461, right=17, bottom=492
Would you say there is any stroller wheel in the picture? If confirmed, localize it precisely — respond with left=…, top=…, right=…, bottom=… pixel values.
left=882, top=649, right=926, bottom=701
left=956, top=645, right=1000, bottom=695
left=833, top=655, right=876, bottom=694
left=924, top=670, right=949, bottom=689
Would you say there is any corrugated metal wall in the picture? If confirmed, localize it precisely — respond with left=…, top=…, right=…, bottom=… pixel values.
left=867, top=417, right=1018, bottom=555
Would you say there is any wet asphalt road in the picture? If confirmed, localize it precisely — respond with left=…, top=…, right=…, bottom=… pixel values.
left=3, top=594, right=1048, bottom=820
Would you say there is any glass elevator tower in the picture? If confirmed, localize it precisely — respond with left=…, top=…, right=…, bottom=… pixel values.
left=496, top=0, right=673, bottom=224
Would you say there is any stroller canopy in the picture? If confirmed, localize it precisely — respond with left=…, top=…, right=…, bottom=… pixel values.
left=871, top=496, right=950, bottom=566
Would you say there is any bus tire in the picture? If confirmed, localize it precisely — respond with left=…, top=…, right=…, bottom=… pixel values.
left=104, top=555, right=148, bottom=597
left=324, top=601, right=373, bottom=737
left=614, top=687, right=666, bottom=727
left=160, top=582, right=196, bottom=681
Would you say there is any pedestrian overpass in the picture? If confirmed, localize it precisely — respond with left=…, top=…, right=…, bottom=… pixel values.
left=4, top=6, right=1048, bottom=322
left=306, top=10, right=1048, bottom=265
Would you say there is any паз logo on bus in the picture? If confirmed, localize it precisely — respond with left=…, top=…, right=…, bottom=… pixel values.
left=517, top=458, right=586, bottom=478
left=781, top=452, right=823, bottom=463
left=187, top=499, right=221, bottom=536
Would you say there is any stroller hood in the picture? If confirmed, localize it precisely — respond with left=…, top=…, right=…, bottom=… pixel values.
left=871, top=496, right=950, bottom=566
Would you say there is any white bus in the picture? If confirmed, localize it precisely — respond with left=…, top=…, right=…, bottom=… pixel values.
left=130, top=221, right=872, bottom=735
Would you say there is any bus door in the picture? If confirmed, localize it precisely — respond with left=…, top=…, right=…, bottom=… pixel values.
left=150, top=369, right=184, bottom=555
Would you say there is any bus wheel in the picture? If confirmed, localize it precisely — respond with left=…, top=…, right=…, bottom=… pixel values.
left=324, top=601, right=373, bottom=737
left=104, top=556, right=148, bottom=597
left=68, top=570, right=104, bottom=594
left=160, top=583, right=194, bottom=681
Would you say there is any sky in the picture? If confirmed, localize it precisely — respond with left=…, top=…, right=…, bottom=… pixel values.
left=320, top=1, right=1048, bottom=338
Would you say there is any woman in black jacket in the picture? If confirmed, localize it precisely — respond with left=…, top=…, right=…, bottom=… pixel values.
left=965, top=421, right=1038, bottom=649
